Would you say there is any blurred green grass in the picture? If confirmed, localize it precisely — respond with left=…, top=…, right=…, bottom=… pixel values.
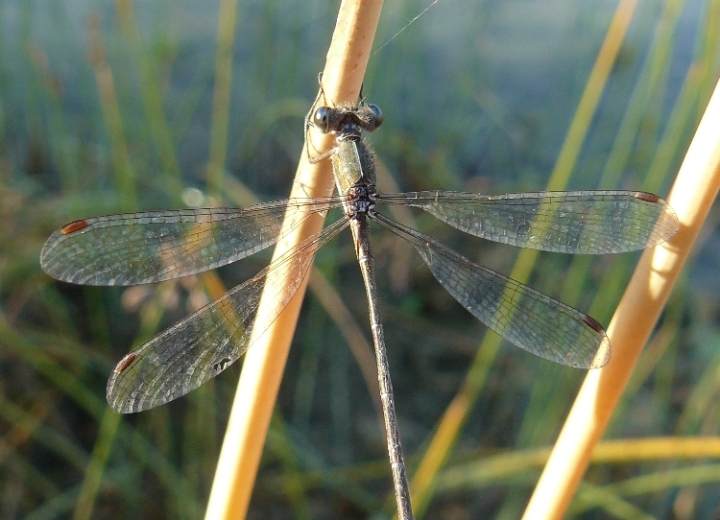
left=1, top=0, right=719, bottom=519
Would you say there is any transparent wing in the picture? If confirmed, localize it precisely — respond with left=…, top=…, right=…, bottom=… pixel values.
left=379, top=190, right=678, bottom=254
left=373, top=212, right=610, bottom=369
left=41, top=197, right=343, bottom=285
left=106, top=217, right=349, bottom=413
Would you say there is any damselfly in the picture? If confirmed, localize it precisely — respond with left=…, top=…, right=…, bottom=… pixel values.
left=40, top=93, right=679, bottom=520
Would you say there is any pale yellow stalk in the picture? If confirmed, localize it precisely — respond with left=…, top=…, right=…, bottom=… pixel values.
left=522, top=77, right=720, bottom=519
left=204, top=1, right=385, bottom=519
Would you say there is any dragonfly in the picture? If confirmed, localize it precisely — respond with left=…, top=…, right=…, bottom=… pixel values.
left=40, top=93, right=679, bottom=520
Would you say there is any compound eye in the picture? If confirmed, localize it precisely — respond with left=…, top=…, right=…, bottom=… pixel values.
left=313, top=106, right=331, bottom=133
left=368, top=104, right=383, bottom=129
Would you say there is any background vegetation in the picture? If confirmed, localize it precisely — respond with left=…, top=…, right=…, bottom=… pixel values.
left=1, top=0, right=719, bottom=518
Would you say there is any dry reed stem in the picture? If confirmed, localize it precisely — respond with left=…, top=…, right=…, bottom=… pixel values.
left=205, top=1, right=385, bottom=519
left=522, top=77, right=720, bottom=519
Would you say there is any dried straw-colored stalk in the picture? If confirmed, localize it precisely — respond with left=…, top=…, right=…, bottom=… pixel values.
left=204, top=1, right=384, bottom=519
left=522, top=77, right=720, bottom=519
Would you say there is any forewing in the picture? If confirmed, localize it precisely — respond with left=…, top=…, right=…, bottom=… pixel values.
left=380, top=190, right=678, bottom=254
left=41, top=198, right=341, bottom=285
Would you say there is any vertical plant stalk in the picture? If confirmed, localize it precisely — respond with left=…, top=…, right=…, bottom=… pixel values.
left=87, top=16, right=138, bottom=211
left=522, top=78, right=720, bottom=519
left=73, top=411, right=122, bottom=520
left=407, top=0, right=640, bottom=514
left=205, top=1, right=385, bottom=519
left=207, top=0, right=238, bottom=197
left=114, top=0, right=181, bottom=180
